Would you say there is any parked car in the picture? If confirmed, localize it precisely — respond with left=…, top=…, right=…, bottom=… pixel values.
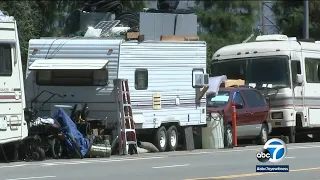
left=207, top=86, right=271, bottom=147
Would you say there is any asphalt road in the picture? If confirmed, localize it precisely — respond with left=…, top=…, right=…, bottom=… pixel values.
left=1, top=142, right=320, bottom=180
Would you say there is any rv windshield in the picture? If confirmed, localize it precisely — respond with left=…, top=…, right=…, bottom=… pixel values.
left=211, top=56, right=290, bottom=89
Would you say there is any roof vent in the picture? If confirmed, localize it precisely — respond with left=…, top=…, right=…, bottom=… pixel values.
left=256, top=34, right=289, bottom=42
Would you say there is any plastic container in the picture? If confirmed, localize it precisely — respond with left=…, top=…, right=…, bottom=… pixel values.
left=87, top=144, right=111, bottom=158
left=202, top=113, right=224, bottom=149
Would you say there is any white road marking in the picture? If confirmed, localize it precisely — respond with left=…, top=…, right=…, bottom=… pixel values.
left=41, top=156, right=164, bottom=166
left=152, top=164, right=190, bottom=169
left=173, top=151, right=211, bottom=155
left=285, top=156, right=295, bottom=159
left=0, top=164, right=31, bottom=169
left=1, top=143, right=320, bottom=169
left=5, top=176, right=56, bottom=180
left=213, top=144, right=320, bottom=153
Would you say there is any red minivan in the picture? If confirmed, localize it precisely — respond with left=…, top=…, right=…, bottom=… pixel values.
left=207, top=87, right=271, bottom=147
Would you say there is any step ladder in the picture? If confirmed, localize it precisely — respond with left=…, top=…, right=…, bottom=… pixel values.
left=118, top=79, right=138, bottom=155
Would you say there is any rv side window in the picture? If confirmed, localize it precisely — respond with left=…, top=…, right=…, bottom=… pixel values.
left=291, top=61, right=301, bottom=83
left=135, top=69, right=148, bottom=90
left=0, top=44, right=12, bottom=76
left=305, top=58, right=320, bottom=83
left=36, top=69, right=109, bottom=86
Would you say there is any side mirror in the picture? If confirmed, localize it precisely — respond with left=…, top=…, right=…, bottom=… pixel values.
left=235, top=103, right=243, bottom=109
left=296, top=74, right=303, bottom=84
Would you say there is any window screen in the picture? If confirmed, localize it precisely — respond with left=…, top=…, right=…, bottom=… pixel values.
left=0, top=44, right=12, bottom=76
left=135, top=69, right=148, bottom=90
left=305, top=58, right=320, bottom=83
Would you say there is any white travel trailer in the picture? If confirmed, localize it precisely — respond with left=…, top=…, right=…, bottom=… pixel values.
left=25, top=38, right=208, bottom=152
left=0, top=12, right=28, bottom=152
left=212, top=34, right=320, bottom=143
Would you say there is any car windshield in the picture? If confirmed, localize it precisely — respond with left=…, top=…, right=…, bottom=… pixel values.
left=207, top=91, right=230, bottom=107
left=211, top=56, right=290, bottom=89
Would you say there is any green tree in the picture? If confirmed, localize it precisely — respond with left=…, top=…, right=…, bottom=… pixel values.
left=272, top=1, right=320, bottom=39
left=0, top=1, right=42, bottom=65
left=35, top=0, right=80, bottom=37
left=195, top=1, right=260, bottom=73
left=120, top=0, right=147, bottom=11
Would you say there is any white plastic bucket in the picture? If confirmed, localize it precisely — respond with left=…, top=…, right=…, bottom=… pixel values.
left=202, top=113, right=224, bottom=149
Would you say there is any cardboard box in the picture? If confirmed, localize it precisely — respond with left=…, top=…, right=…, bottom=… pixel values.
left=160, top=35, right=199, bottom=41
left=220, top=79, right=245, bottom=87
left=126, top=32, right=140, bottom=39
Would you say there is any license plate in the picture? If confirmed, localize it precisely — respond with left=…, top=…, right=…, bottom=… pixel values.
left=275, top=122, right=281, bottom=126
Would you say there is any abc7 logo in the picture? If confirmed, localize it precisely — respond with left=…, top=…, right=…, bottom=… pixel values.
left=256, top=149, right=271, bottom=163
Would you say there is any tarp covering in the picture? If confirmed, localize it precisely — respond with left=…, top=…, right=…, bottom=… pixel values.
left=207, top=75, right=227, bottom=94
left=54, top=108, right=90, bottom=156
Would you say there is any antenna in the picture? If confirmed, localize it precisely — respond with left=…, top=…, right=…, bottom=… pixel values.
left=242, top=34, right=255, bottom=43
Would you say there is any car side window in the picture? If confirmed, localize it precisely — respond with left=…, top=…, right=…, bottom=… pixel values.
left=241, top=90, right=266, bottom=107
left=233, top=92, right=245, bottom=108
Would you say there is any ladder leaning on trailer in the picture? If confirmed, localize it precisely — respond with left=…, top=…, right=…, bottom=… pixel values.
left=114, top=79, right=138, bottom=155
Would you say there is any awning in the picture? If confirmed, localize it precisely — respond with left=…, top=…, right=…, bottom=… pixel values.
left=28, top=59, right=109, bottom=70
left=0, top=39, right=16, bottom=44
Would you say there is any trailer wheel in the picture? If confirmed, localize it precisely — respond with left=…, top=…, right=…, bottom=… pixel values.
left=166, top=125, right=178, bottom=151
left=154, top=126, right=167, bottom=152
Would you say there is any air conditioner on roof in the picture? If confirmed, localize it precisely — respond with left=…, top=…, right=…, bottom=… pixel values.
left=256, top=34, right=289, bottom=41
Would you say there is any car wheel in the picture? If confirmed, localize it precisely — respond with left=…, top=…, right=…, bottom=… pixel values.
left=154, top=126, right=167, bottom=152
left=224, top=124, right=233, bottom=148
left=166, top=125, right=178, bottom=151
left=258, top=124, right=268, bottom=145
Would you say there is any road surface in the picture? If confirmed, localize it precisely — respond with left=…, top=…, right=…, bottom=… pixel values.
left=1, top=142, right=320, bottom=180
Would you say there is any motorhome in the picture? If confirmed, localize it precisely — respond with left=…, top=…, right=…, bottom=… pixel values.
left=25, top=35, right=208, bottom=152
left=211, top=34, right=320, bottom=143
left=0, top=11, right=28, bottom=154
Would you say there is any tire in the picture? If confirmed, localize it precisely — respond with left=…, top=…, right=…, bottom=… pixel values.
left=32, top=147, right=45, bottom=161
left=224, top=124, right=233, bottom=148
left=50, top=138, right=63, bottom=159
left=257, top=124, right=268, bottom=145
left=154, top=126, right=167, bottom=152
left=166, top=125, right=178, bottom=151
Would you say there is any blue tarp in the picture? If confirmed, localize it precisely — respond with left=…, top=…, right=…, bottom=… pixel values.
left=54, top=108, right=90, bottom=156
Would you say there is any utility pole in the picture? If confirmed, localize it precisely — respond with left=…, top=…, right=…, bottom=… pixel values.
left=303, top=0, right=309, bottom=39
left=261, top=1, right=265, bottom=34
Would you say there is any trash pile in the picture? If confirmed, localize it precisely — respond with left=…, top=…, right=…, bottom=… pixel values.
left=20, top=90, right=111, bottom=161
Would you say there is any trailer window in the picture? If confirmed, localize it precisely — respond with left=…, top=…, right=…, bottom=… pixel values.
left=305, top=58, right=320, bottom=83
left=135, top=69, right=148, bottom=90
left=0, top=44, right=12, bottom=76
left=291, top=61, right=301, bottom=84
left=36, top=69, right=109, bottom=86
